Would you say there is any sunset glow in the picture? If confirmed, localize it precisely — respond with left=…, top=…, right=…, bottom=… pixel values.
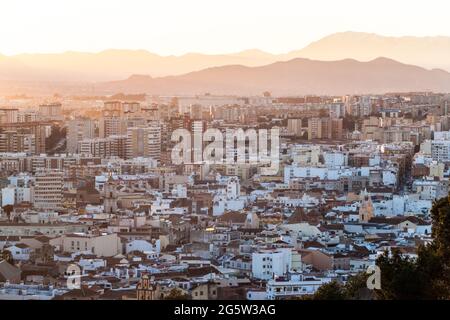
left=0, top=0, right=449, bottom=307
left=1, top=0, right=450, bottom=55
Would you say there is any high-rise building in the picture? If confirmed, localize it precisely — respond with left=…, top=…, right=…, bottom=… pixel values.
left=0, top=122, right=47, bottom=154
left=0, top=108, right=19, bottom=123
left=99, top=117, right=127, bottom=138
left=0, top=130, right=36, bottom=154
left=307, top=118, right=343, bottom=140
left=79, top=135, right=127, bottom=158
left=191, top=120, right=206, bottom=163
left=147, top=121, right=161, bottom=162
left=17, top=111, right=39, bottom=123
left=308, top=118, right=329, bottom=140
left=103, top=101, right=123, bottom=114
left=122, top=102, right=141, bottom=113
left=126, top=127, right=150, bottom=159
left=33, top=169, right=64, bottom=210
left=330, top=118, right=343, bottom=140
left=431, top=139, right=450, bottom=163
left=39, top=103, right=63, bottom=121
left=287, top=119, right=303, bottom=136
left=67, top=119, right=96, bottom=154
left=99, top=101, right=127, bottom=138
left=190, top=104, right=203, bottom=120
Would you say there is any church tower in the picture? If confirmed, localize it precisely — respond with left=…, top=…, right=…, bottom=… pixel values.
left=103, top=173, right=118, bottom=214
left=359, top=189, right=374, bottom=223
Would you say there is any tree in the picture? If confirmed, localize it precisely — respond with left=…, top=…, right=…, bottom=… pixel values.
left=344, top=273, right=372, bottom=300
left=376, top=250, right=426, bottom=299
left=163, top=288, right=190, bottom=300
left=376, top=195, right=450, bottom=299
left=429, top=196, right=450, bottom=261
left=416, top=195, right=450, bottom=299
left=312, top=281, right=347, bottom=300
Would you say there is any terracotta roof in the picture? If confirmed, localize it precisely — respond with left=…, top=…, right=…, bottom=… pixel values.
left=54, top=286, right=99, bottom=299
left=303, top=241, right=326, bottom=249
left=0, top=260, right=21, bottom=282
left=218, top=212, right=247, bottom=224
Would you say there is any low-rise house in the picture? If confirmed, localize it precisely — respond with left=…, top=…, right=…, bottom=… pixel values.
left=4, top=243, right=31, bottom=261
left=125, top=239, right=160, bottom=254
left=50, top=233, right=121, bottom=257
left=266, top=274, right=332, bottom=300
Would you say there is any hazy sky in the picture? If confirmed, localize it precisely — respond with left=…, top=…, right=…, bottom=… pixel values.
left=1, top=0, right=450, bottom=55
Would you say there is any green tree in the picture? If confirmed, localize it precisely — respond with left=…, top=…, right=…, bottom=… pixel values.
left=376, top=250, right=426, bottom=299
left=312, top=281, right=347, bottom=300
left=416, top=195, right=450, bottom=298
left=344, top=273, right=372, bottom=300
left=376, top=195, right=450, bottom=299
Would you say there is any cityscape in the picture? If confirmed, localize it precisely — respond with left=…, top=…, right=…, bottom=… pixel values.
left=0, top=0, right=449, bottom=303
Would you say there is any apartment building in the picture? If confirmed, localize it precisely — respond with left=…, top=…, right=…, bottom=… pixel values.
left=308, top=117, right=343, bottom=140
left=67, top=119, right=96, bottom=153
left=251, top=248, right=292, bottom=280
left=39, top=103, right=63, bottom=121
left=79, top=135, right=127, bottom=158
left=33, top=169, right=64, bottom=210
left=126, top=123, right=161, bottom=161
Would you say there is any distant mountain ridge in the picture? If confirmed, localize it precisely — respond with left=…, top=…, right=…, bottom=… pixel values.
left=94, top=57, right=450, bottom=95
left=288, top=31, right=450, bottom=71
left=2, top=32, right=450, bottom=82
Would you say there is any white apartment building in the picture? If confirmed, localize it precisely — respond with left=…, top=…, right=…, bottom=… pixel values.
left=252, top=248, right=292, bottom=280
left=0, top=283, right=66, bottom=300
left=8, top=173, right=33, bottom=204
left=412, top=178, right=449, bottom=200
left=266, top=275, right=332, bottom=300
left=1, top=185, right=15, bottom=206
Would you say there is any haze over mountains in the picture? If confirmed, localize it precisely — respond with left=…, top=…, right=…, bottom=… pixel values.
left=2, top=32, right=450, bottom=82
left=95, top=57, right=450, bottom=96
left=1, top=31, right=450, bottom=95
left=287, top=31, right=450, bottom=72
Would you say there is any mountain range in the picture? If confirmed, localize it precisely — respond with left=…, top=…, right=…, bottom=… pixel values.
left=92, top=57, right=450, bottom=96
left=2, top=32, right=450, bottom=83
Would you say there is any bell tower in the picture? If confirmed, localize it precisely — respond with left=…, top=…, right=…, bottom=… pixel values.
left=103, top=172, right=118, bottom=214
left=359, top=189, right=374, bottom=223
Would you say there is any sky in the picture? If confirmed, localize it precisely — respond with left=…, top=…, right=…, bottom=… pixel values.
left=1, top=0, right=450, bottom=56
